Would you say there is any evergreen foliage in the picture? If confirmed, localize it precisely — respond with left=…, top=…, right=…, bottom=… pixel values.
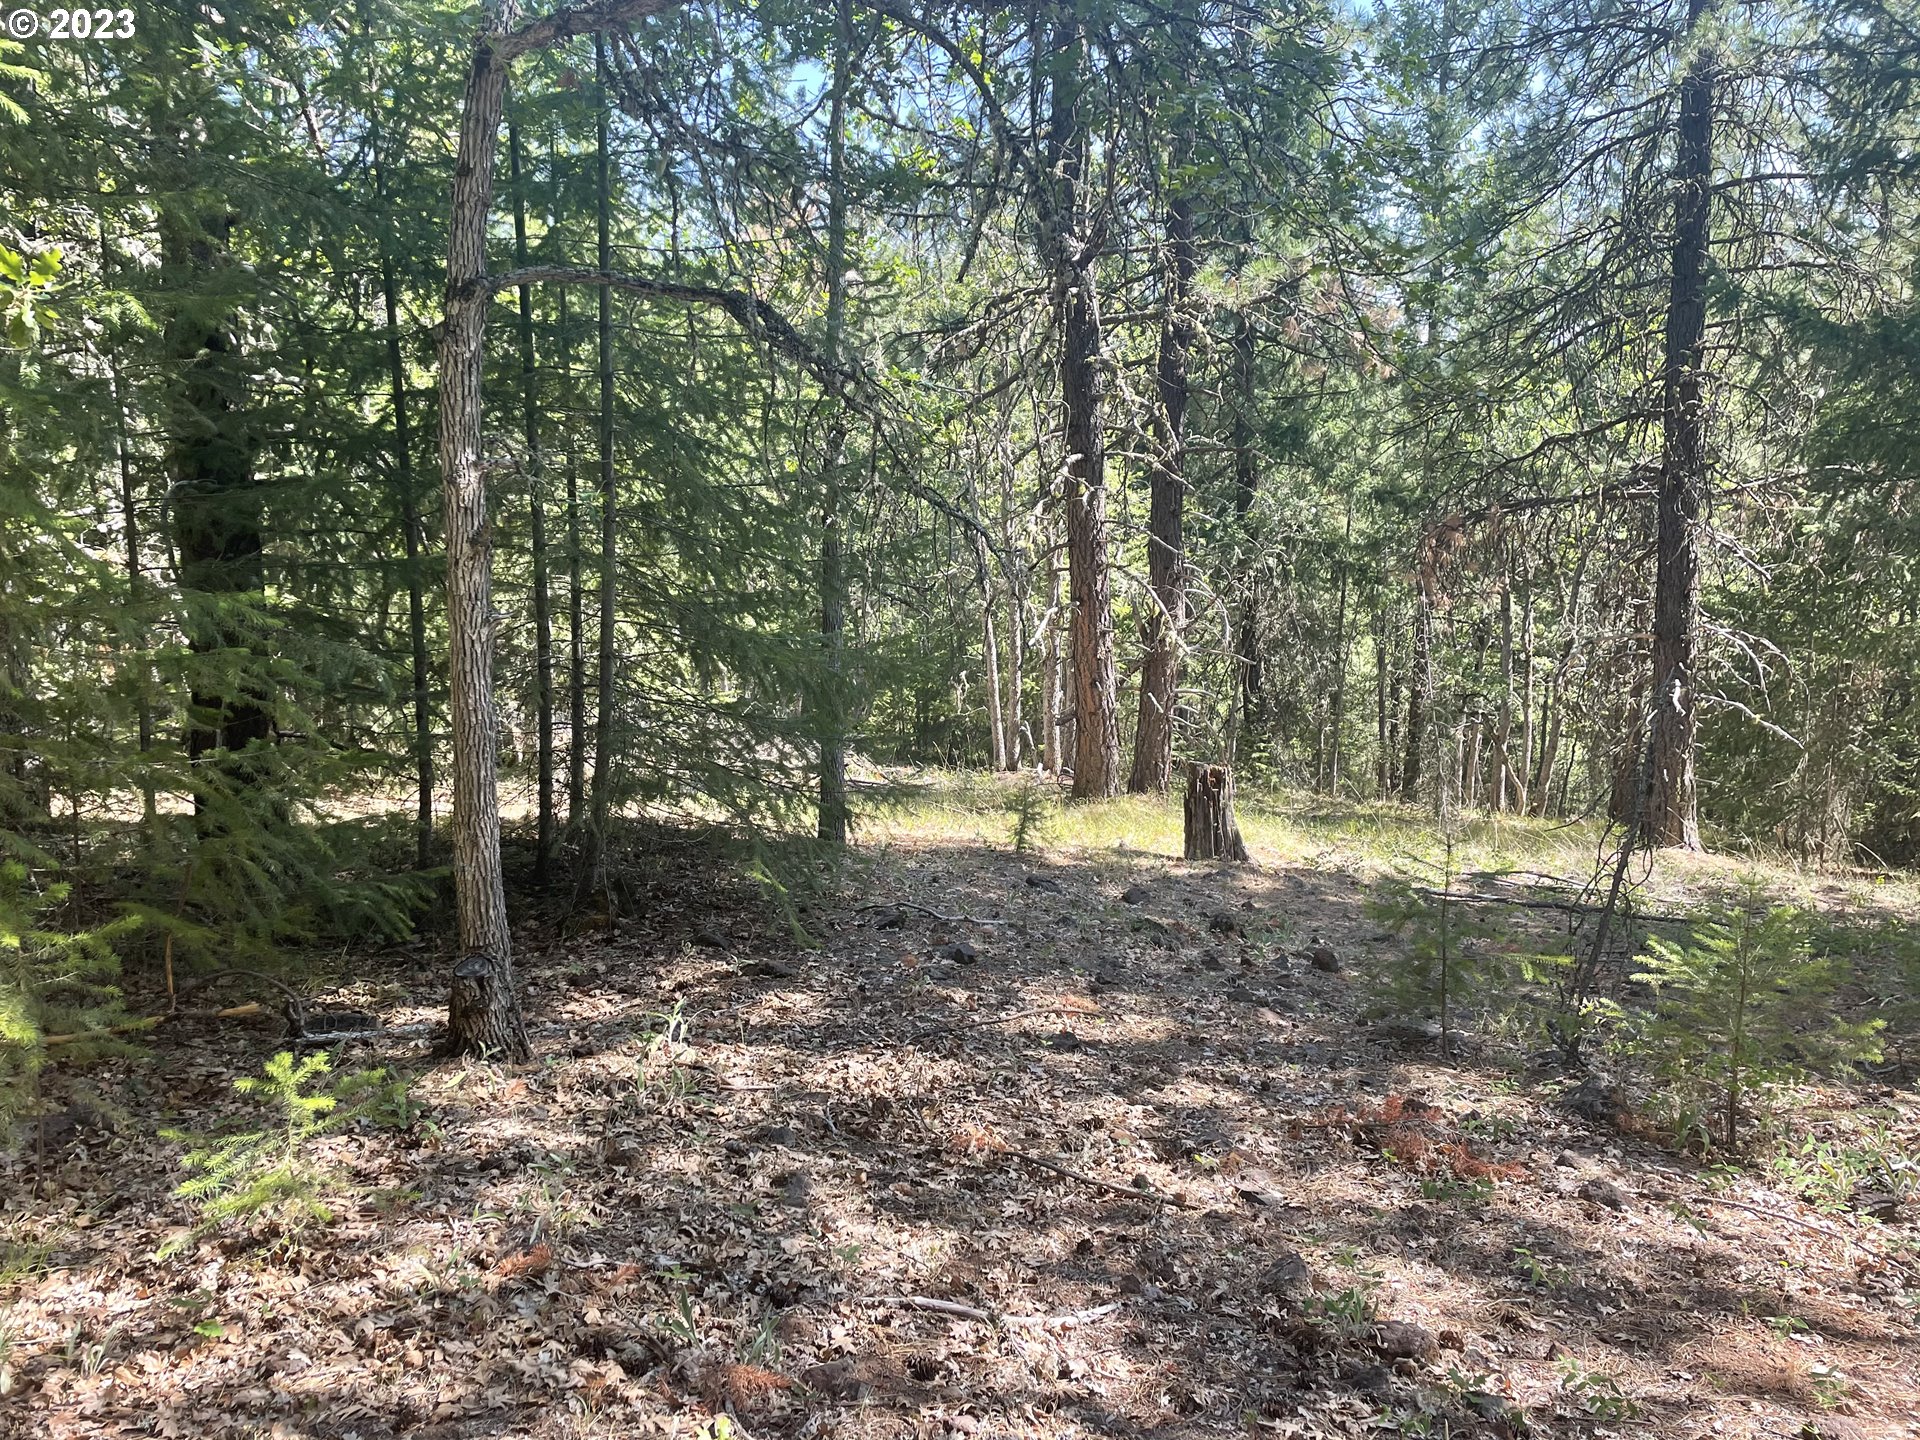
left=160, top=1051, right=417, bottom=1257
left=1628, top=884, right=1885, bottom=1151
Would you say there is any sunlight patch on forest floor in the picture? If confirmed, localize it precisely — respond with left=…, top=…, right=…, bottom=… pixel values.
left=5, top=793, right=1919, bottom=1439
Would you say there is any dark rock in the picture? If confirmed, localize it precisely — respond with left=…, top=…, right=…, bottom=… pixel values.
left=1466, top=1391, right=1523, bottom=1426
left=1578, top=1177, right=1628, bottom=1211
left=743, top=957, right=800, bottom=980
left=1343, top=1362, right=1394, bottom=1397
left=1852, top=1189, right=1906, bottom=1223
left=801, top=1360, right=872, bottom=1401
left=1562, top=1074, right=1624, bottom=1125
left=1258, top=1250, right=1312, bottom=1298
left=1374, top=1320, right=1440, bottom=1363
left=1121, top=884, right=1151, bottom=905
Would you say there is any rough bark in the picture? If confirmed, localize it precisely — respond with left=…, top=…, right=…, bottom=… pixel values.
left=447, top=953, right=531, bottom=1059
left=1645, top=0, right=1716, bottom=851
left=561, top=281, right=587, bottom=829
left=1128, top=188, right=1195, bottom=794
left=1043, top=7, right=1120, bottom=798
left=1183, top=763, right=1249, bottom=862
left=437, top=10, right=524, bottom=1056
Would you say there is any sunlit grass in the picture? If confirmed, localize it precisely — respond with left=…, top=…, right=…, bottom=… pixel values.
left=853, top=770, right=1920, bottom=919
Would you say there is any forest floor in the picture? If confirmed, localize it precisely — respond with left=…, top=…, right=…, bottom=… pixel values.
left=6, top=774, right=1920, bottom=1440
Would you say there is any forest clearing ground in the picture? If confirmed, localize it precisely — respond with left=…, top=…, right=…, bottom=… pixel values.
left=5, top=776, right=1919, bottom=1440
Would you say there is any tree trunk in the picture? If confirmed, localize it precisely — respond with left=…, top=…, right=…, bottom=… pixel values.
left=1374, top=607, right=1391, bottom=796
left=1646, top=0, right=1715, bottom=850
left=1183, top=762, right=1249, bottom=862
left=433, top=0, right=685, bottom=1059
left=365, top=0, right=432, bottom=870
left=102, top=227, right=156, bottom=832
left=511, top=121, right=555, bottom=886
left=815, top=0, right=853, bottom=843
left=1327, top=499, right=1353, bottom=794
left=1494, top=579, right=1514, bottom=811
left=436, top=11, right=524, bottom=1056
left=1231, top=311, right=1262, bottom=735
left=1128, top=186, right=1195, bottom=794
left=1003, top=584, right=1025, bottom=769
left=588, top=32, right=618, bottom=851
left=562, top=284, right=587, bottom=829
left=1043, top=8, right=1120, bottom=799
left=1400, top=587, right=1432, bottom=801
left=1042, top=553, right=1063, bottom=774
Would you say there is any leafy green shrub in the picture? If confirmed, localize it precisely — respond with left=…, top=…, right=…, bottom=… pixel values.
left=1629, top=884, right=1883, bottom=1151
left=161, top=1051, right=416, bottom=1257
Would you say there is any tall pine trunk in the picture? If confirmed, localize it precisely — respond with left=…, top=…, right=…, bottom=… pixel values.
left=435, top=9, right=526, bottom=1057
left=588, top=33, right=619, bottom=853
left=561, top=282, right=588, bottom=829
left=1231, top=311, right=1262, bottom=735
left=816, top=0, right=852, bottom=843
left=433, top=0, right=686, bottom=1057
left=1128, top=184, right=1195, bottom=794
left=1042, top=6, right=1120, bottom=797
left=1646, top=0, right=1715, bottom=850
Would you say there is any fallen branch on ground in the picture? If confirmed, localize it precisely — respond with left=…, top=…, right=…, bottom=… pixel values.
left=857, top=900, right=1008, bottom=926
left=1006, top=1149, right=1199, bottom=1210
left=44, top=1002, right=267, bottom=1047
left=1413, top=887, right=1696, bottom=926
left=886, top=1296, right=1124, bottom=1328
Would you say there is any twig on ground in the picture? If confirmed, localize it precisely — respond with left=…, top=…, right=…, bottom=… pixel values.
left=857, top=901, right=1008, bottom=926
left=885, top=1296, right=1124, bottom=1329
left=1007, top=1149, right=1199, bottom=1209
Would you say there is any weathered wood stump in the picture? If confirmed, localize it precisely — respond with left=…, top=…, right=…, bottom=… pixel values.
left=1183, top=762, right=1249, bottom=862
left=447, top=952, right=532, bottom=1060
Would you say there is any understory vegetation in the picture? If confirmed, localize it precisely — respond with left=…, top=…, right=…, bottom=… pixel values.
left=4, top=0, right=1920, bottom=1434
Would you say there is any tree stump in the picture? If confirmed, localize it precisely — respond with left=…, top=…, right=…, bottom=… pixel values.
left=1183, top=762, right=1249, bottom=862
left=447, top=953, right=532, bottom=1060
